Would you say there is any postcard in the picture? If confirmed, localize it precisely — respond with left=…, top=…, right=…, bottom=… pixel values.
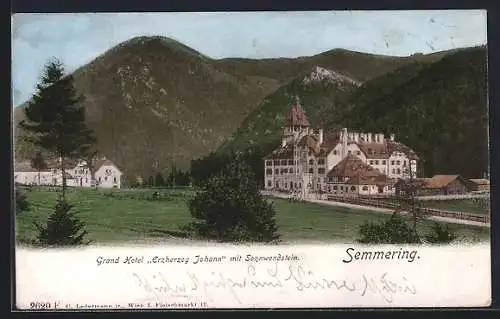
left=12, top=10, right=491, bottom=310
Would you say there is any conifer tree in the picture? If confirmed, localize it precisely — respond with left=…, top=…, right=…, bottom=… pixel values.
left=34, top=195, right=90, bottom=246
left=19, top=58, right=96, bottom=200
left=30, top=151, right=47, bottom=185
left=185, top=157, right=280, bottom=243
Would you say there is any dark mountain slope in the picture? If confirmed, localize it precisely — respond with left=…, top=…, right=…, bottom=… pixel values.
left=340, top=46, right=488, bottom=178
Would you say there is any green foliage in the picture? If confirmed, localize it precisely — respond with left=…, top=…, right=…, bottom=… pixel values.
left=424, top=222, right=457, bottom=244
left=154, top=172, right=165, bottom=187
left=357, top=213, right=421, bottom=244
left=222, top=46, right=487, bottom=180
left=15, top=188, right=30, bottom=214
left=31, top=151, right=47, bottom=172
left=341, top=47, right=488, bottom=178
left=19, top=58, right=97, bottom=200
left=34, top=196, right=90, bottom=247
left=219, top=76, right=357, bottom=155
left=19, top=59, right=96, bottom=160
left=185, top=158, right=280, bottom=243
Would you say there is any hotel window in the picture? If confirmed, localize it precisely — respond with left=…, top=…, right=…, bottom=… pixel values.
left=396, top=160, right=401, bottom=165
left=105, top=176, right=108, bottom=181
left=308, top=168, right=314, bottom=174
left=333, top=150, right=338, bottom=155
left=392, top=169, right=396, bottom=174
left=290, top=168, right=294, bottom=173
left=318, top=158, right=325, bottom=165
left=318, top=168, right=325, bottom=174
left=274, top=160, right=280, bottom=166
left=266, top=161, right=272, bottom=166
left=288, top=160, right=294, bottom=165
left=397, top=168, right=401, bottom=174
left=333, top=186, right=338, bottom=190
left=85, top=178, right=88, bottom=183
left=369, top=160, right=374, bottom=165
left=281, top=160, right=287, bottom=165
left=404, top=160, right=407, bottom=166
left=267, top=180, right=272, bottom=187
left=348, top=150, right=352, bottom=155
left=391, top=160, right=395, bottom=165
left=328, top=186, right=331, bottom=192
left=276, top=181, right=279, bottom=188
left=340, top=186, right=344, bottom=190
left=275, top=169, right=279, bottom=175
left=294, top=183, right=298, bottom=189
left=283, top=168, right=288, bottom=174
left=266, top=169, right=273, bottom=175
left=362, top=186, right=369, bottom=191
left=382, top=160, right=386, bottom=165
left=309, top=159, right=314, bottom=165
left=356, top=151, right=361, bottom=155
left=113, top=177, right=117, bottom=183
left=351, top=186, right=356, bottom=191
left=375, top=160, right=379, bottom=165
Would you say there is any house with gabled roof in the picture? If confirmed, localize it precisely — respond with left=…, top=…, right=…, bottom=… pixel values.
left=14, top=156, right=123, bottom=189
left=394, top=174, right=470, bottom=196
left=326, top=155, right=396, bottom=195
left=263, top=95, right=419, bottom=197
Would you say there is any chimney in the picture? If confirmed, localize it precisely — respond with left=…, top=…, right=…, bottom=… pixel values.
left=318, top=129, right=324, bottom=145
left=367, top=133, right=372, bottom=143
left=390, top=133, right=395, bottom=141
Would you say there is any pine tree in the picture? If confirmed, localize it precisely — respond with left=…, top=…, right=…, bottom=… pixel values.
left=30, top=151, right=47, bottom=185
left=19, top=58, right=96, bottom=200
left=185, top=157, right=280, bottom=243
left=15, top=188, right=30, bottom=214
left=155, top=172, right=165, bottom=187
left=82, top=150, right=99, bottom=187
left=34, top=195, right=90, bottom=246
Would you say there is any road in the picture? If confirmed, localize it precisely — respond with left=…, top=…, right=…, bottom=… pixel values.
left=264, top=192, right=490, bottom=228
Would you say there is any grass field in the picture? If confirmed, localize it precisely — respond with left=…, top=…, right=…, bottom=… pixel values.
left=419, top=198, right=490, bottom=215
left=15, top=187, right=490, bottom=245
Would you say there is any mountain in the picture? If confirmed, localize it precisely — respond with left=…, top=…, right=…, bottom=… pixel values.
left=13, top=35, right=454, bottom=184
left=214, top=48, right=449, bottom=84
left=218, top=65, right=360, bottom=154
left=340, top=46, right=489, bottom=178
left=222, top=46, right=488, bottom=179
left=14, top=36, right=281, bottom=182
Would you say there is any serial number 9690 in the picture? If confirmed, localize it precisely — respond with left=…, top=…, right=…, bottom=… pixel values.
left=30, top=301, right=52, bottom=309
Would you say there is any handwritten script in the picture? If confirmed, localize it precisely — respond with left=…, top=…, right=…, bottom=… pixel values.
left=131, top=263, right=416, bottom=305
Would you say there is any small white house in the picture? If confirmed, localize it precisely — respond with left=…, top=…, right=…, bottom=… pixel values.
left=14, top=157, right=123, bottom=189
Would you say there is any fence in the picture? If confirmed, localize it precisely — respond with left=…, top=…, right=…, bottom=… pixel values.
left=416, top=193, right=490, bottom=201
left=326, top=195, right=490, bottom=224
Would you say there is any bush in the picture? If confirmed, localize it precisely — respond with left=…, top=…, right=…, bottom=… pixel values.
left=185, top=159, right=280, bottom=243
left=357, top=213, right=421, bottom=244
left=15, top=188, right=30, bottom=214
left=34, top=196, right=91, bottom=247
left=424, top=222, right=457, bottom=244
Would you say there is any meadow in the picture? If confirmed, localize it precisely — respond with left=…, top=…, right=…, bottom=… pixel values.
left=419, top=198, right=490, bottom=215
left=15, top=187, right=490, bottom=245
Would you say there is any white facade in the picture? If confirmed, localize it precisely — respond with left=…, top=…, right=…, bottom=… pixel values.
left=264, top=104, right=418, bottom=197
left=14, top=158, right=123, bottom=189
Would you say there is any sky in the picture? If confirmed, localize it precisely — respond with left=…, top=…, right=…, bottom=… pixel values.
left=12, top=10, right=487, bottom=106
